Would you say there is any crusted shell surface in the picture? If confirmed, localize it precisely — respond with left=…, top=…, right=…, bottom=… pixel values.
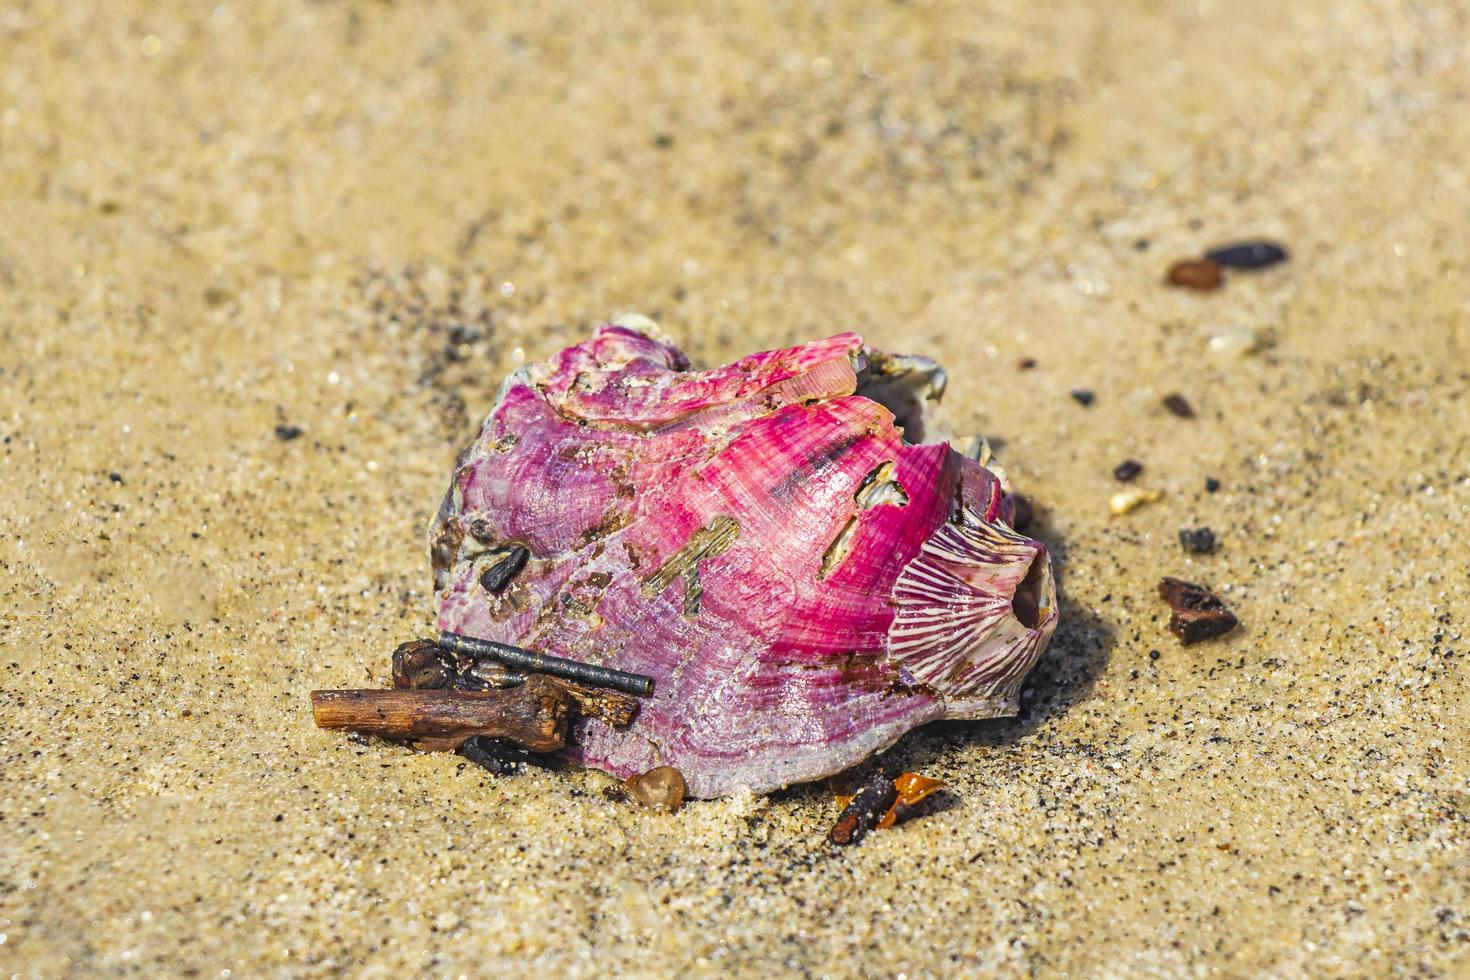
left=431, top=321, right=1058, bottom=797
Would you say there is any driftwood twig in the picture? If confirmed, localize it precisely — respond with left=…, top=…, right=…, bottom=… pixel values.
left=309, top=676, right=569, bottom=752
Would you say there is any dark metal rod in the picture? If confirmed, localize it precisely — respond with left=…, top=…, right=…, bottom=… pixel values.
left=438, top=631, right=655, bottom=698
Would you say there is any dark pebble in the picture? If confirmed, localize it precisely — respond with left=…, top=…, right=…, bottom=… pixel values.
left=1158, top=576, right=1239, bottom=645
left=1113, top=460, right=1144, bottom=482
left=1179, top=527, right=1217, bottom=554
left=274, top=424, right=304, bottom=441
left=391, top=639, right=456, bottom=690
left=108, top=472, right=123, bottom=484
left=1166, top=258, right=1223, bottom=291
left=479, top=545, right=531, bottom=595
left=1205, top=240, right=1288, bottom=270
left=1148, top=649, right=1160, bottom=661
left=1162, top=393, right=1195, bottom=418
left=1205, top=477, right=1221, bottom=493
left=1070, top=388, right=1095, bottom=407
left=1017, top=357, right=1037, bottom=370
left=829, top=770, right=898, bottom=846
left=460, top=735, right=541, bottom=776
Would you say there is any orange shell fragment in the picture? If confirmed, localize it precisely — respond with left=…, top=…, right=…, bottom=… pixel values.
left=894, top=772, right=945, bottom=805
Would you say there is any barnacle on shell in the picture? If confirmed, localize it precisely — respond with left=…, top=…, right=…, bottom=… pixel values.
left=431, top=318, right=1058, bottom=797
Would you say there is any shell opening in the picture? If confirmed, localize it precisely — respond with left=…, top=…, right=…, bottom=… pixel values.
left=855, top=351, right=947, bottom=445
left=1010, top=549, right=1049, bottom=630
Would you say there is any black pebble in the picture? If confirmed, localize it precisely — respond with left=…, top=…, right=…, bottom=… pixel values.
left=1070, top=388, right=1095, bottom=407
left=1204, top=240, right=1288, bottom=270
left=1179, top=527, right=1217, bottom=554
left=1162, top=394, right=1195, bottom=418
left=828, top=770, right=898, bottom=846
left=108, top=472, right=123, bottom=484
left=1113, top=460, right=1143, bottom=482
left=479, top=545, right=531, bottom=595
left=1148, top=649, right=1160, bottom=661
left=1205, top=477, right=1221, bottom=493
left=274, top=424, right=303, bottom=441
left=460, top=736, right=539, bottom=776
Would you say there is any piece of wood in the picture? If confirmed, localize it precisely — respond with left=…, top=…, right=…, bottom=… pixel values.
left=309, top=676, right=569, bottom=752
left=553, top=678, right=639, bottom=728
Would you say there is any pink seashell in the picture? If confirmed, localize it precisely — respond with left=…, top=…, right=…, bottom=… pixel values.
left=430, top=319, right=1058, bottom=797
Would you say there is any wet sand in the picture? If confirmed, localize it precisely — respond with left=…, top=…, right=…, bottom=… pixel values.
left=2, top=1, right=1466, bottom=975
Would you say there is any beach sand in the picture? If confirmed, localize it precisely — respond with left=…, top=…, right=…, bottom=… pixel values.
left=1, top=1, right=1466, bottom=974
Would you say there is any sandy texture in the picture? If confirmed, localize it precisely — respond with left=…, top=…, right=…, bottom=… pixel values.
left=2, top=1, right=1467, bottom=975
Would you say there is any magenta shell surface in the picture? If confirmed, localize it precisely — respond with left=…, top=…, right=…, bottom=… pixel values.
left=430, top=324, right=1058, bottom=797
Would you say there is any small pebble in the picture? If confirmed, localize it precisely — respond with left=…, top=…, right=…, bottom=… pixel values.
left=1113, top=460, right=1144, bottom=482
left=1179, top=527, right=1217, bottom=554
left=1205, top=240, right=1288, bottom=269
left=1017, top=357, right=1037, bottom=370
left=615, top=766, right=686, bottom=813
left=1162, top=394, right=1195, bottom=418
left=479, top=545, right=531, bottom=595
left=1208, top=326, right=1259, bottom=356
left=274, top=424, right=304, bottom=441
left=1205, top=477, right=1221, bottom=493
left=828, top=770, right=898, bottom=846
left=1070, top=388, right=1095, bottom=407
left=1167, top=258, right=1223, bottom=291
left=108, top=472, right=123, bottom=484
left=1158, top=576, right=1239, bottom=645
left=1109, top=488, right=1162, bottom=516
left=460, top=736, right=540, bottom=776
left=391, top=639, right=455, bottom=690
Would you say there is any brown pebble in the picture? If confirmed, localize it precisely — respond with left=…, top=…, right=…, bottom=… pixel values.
left=1017, top=357, right=1037, bottom=370
left=1162, top=393, right=1195, bottom=418
left=1166, top=258, right=1223, bottom=291
left=617, top=766, right=686, bottom=813
left=1158, top=576, right=1239, bottom=645
left=392, top=639, right=456, bottom=690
